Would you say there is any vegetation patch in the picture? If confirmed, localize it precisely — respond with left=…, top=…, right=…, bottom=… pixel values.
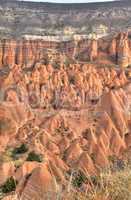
left=26, top=151, right=43, bottom=162
left=72, top=170, right=87, bottom=188
left=12, top=144, right=28, bottom=155
left=0, top=177, right=17, bottom=194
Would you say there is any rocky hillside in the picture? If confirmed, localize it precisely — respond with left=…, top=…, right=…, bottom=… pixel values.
left=0, top=50, right=130, bottom=199
left=0, top=1, right=130, bottom=200
left=0, top=0, right=131, bottom=38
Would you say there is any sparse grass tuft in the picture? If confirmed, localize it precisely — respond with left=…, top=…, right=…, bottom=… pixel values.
left=67, top=165, right=131, bottom=200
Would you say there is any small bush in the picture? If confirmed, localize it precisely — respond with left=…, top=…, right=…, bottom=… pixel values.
left=1, top=177, right=17, bottom=194
left=26, top=151, right=43, bottom=162
left=12, top=144, right=28, bottom=155
left=72, top=171, right=87, bottom=188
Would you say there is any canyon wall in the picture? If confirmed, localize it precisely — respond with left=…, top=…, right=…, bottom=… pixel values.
left=0, top=33, right=131, bottom=69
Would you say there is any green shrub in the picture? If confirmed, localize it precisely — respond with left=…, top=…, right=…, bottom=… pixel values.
left=26, top=151, right=43, bottom=162
left=1, top=177, right=17, bottom=194
left=12, top=144, right=28, bottom=155
left=72, top=171, right=87, bottom=188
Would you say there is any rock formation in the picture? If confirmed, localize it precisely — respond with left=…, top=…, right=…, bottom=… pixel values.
left=0, top=32, right=130, bottom=69
left=0, top=33, right=130, bottom=199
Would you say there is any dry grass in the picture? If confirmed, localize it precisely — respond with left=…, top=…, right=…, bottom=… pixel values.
left=1, top=163, right=131, bottom=200
left=65, top=165, right=131, bottom=200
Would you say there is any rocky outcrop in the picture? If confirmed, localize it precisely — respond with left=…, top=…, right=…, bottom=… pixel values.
left=20, top=164, right=57, bottom=200
left=0, top=32, right=130, bottom=68
left=0, top=162, right=15, bottom=185
left=117, top=32, right=131, bottom=68
left=89, top=39, right=98, bottom=61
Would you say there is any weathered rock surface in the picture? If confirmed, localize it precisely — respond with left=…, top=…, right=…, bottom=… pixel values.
left=0, top=37, right=130, bottom=199
left=0, top=32, right=130, bottom=68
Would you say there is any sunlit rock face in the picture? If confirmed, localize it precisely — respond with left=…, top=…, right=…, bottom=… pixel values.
left=117, top=33, right=131, bottom=68
left=0, top=32, right=131, bottom=69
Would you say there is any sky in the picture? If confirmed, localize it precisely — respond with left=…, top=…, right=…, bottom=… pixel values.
left=21, top=0, right=116, bottom=3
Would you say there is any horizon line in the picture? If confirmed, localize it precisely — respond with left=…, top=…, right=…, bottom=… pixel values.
left=18, top=0, right=121, bottom=4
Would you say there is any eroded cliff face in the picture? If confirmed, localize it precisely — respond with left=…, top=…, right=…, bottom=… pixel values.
left=0, top=32, right=131, bottom=69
